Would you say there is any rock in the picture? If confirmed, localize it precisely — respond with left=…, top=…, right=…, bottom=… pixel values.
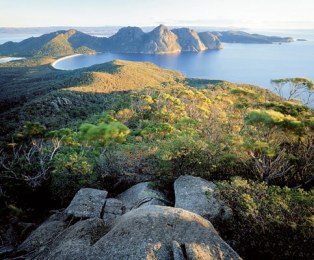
left=90, top=206, right=241, bottom=259
left=174, top=175, right=232, bottom=222
left=172, top=28, right=207, bottom=52
left=47, top=210, right=66, bottom=222
left=116, top=182, right=169, bottom=212
left=143, top=24, right=181, bottom=54
left=64, top=188, right=108, bottom=219
left=172, top=241, right=185, bottom=260
left=198, top=32, right=223, bottom=50
left=108, top=27, right=145, bottom=53
left=0, top=246, right=15, bottom=258
left=18, top=218, right=108, bottom=260
left=17, top=220, right=67, bottom=253
left=185, top=243, right=230, bottom=260
left=102, top=198, right=124, bottom=225
left=39, top=218, right=108, bottom=260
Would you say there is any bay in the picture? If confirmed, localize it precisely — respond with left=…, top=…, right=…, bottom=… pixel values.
left=53, top=41, right=314, bottom=94
left=2, top=30, right=314, bottom=104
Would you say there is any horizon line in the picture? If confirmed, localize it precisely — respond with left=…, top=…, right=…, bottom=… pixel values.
left=1, top=24, right=314, bottom=30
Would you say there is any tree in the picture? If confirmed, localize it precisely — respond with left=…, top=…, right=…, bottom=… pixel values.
left=271, top=78, right=314, bottom=105
left=0, top=138, right=62, bottom=188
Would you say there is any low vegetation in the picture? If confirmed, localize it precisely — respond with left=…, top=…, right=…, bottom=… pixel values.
left=0, top=59, right=313, bottom=258
left=217, top=177, right=313, bottom=258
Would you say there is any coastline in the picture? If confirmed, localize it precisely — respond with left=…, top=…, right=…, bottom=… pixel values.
left=0, top=57, right=25, bottom=63
left=51, top=53, right=84, bottom=68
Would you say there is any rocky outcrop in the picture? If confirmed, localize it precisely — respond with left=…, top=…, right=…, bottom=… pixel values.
left=50, top=97, right=72, bottom=112
left=17, top=220, right=67, bottom=254
left=174, top=175, right=232, bottom=222
left=102, top=198, right=124, bottom=226
left=13, top=179, right=241, bottom=259
left=90, top=206, right=241, bottom=259
left=172, top=28, right=207, bottom=52
left=17, top=218, right=108, bottom=259
left=199, top=31, right=223, bottom=49
left=108, top=26, right=145, bottom=53
left=64, top=188, right=108, bottom=219
left=116, top=182, right=169, bottom=212
left=142, top=24, right=181, bottom=54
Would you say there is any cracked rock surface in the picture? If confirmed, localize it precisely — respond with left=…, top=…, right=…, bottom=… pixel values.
left=14, top=178, right=241, bottom=259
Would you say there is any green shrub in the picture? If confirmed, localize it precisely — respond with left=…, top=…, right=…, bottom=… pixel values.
left=51, top=151, right=97, bottom=205
left=79, top=121, right=130, bottom=146
left=216, top=177, right=314, bottom=259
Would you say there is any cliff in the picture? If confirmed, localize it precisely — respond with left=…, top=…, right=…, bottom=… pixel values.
left=172, top=28, right=207, bottom=52
left=142, top=24, right=181, bottom=54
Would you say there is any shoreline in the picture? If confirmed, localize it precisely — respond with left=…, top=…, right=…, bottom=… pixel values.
left=0, top=57, right=25, bottom=63
left=51, top=53, right=84, bottom=68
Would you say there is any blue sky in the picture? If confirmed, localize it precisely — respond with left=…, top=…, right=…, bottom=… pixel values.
left=1, top=0, right=314, bottom=28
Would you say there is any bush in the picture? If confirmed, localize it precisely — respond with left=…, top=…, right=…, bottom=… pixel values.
left=51, top=150, right=97, bottom=205
left=79, top=121, right=130, bottom=146
left=216, top=177, right=314, bottom=259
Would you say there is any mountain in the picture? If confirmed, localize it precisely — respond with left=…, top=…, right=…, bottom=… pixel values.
left=211, top=31, right=294, bottom=44
left=0, top=29, right=101, bottom=57
left=142, top=25, right=181, bottom=54
left=0, top=25, right=294, bottom=57
left=0, top=25, right=222, bottom=57
left=172, top=28, right=207, bottom=52
left=107, top=27, right=145, bottom=53
left=198, top=32, right=223, bottom=49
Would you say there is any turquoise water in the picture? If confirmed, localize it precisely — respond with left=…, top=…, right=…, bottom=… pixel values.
left=53, top=41, right=314, bottom=93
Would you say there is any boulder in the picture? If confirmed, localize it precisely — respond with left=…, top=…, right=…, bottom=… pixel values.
left=64, top=188, right=108, bottom=219
left=19, top=218, right=108, bottom=260
left=174, top=175, right=232, bottom=222
left=172, top=240, right=185, bottom=260
left=102, top=198, right=124, bottom=225
left=40, top=218, right=108, bottom=260
left=116, top=182, right=169, bottom=212
left=90, top=206, right=241, bottom=259
left=17, top=220, right=67, bottom=254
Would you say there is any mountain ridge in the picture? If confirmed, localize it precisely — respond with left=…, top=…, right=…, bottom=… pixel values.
left=0, top=25, right=222, bottom=57
left=0, top=24, right=294, bottom=57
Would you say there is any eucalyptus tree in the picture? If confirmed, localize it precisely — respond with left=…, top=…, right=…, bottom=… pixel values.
left=271, top=77, right=314, bottom=105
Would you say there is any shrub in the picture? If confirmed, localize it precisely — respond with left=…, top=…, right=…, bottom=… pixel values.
left=51, top=151, right=97, bottom=205
left=79, top=121, right=130, bottom=146
left=216, top=177, right=314, bottom=259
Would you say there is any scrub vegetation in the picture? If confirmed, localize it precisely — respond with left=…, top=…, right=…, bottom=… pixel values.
left=0, top=58, right=313, bottom=258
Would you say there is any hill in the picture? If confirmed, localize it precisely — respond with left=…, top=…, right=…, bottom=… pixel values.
left=0, top=59, right=313, bottom=259
left=0, top=25, right=222, bottom=57
left=0, top=25, right=295, bottom=57
left=211, top=31, right=294, bottom=44
left=0, top=30, right=100, bottom=57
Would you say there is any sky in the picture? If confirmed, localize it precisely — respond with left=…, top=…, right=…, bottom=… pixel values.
left=1, top=0, right=314, bottom=29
